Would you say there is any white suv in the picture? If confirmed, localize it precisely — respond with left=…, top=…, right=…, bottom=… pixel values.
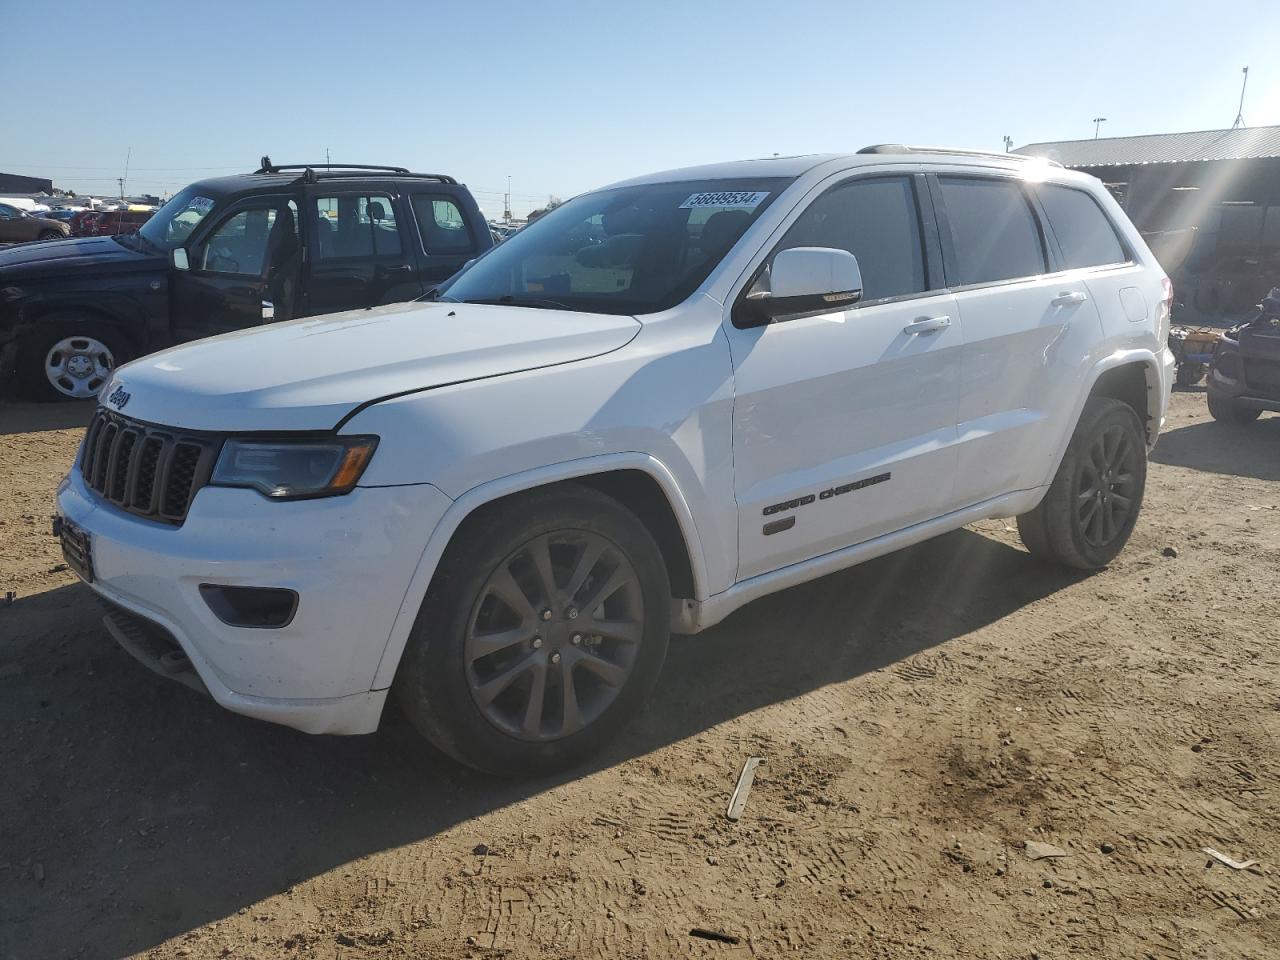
left=56, top=146, right=1176, bottom=773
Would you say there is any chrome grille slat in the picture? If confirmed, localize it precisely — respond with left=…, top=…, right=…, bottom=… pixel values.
left=78, top=409, right=222, bottom=525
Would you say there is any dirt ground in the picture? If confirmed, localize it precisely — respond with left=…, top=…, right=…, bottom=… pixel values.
left=1, top=390, right=1277, bottom=960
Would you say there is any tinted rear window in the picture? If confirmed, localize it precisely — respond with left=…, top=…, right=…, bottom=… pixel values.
left=938, top=177, right=1046, bottom=285
left=1038, top=184, right=1126, bottom=269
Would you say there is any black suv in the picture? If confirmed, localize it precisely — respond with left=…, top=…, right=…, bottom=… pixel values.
left=0, top=159, right=492, bottom=400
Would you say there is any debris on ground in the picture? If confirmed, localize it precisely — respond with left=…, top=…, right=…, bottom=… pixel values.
left=726, top=756, right=763, bottom=821
left=1203, top=848, right=1261, bottom=871
left=1162, top=546, right=1179, bottom=558
left=1024, top=841, right=1070, bottom=860
left=690, top=928, right=741, bottom=945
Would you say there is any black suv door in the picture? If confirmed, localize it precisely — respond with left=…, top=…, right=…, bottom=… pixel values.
left=170, top=195, right=303, bottom=341
left=302, top=188, right=423, bottom=314
left=405, top=190, right=485, bottom=291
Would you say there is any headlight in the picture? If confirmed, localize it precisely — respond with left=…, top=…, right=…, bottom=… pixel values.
left=210, top=436, right=377, bottom=500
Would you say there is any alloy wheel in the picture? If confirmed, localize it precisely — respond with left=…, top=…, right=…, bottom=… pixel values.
left=464, top=530, right=645, bottom=742
left=1075, top=424, right=1138, bottom=548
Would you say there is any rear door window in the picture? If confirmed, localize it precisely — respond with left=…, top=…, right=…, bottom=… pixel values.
left=1037, top=184, right=1127, bottom=268
left=411, top=195, right=475, bottom=254
left=937, top=177, right=1047, bottom=285
left=314, top=194, right=401, bottom=259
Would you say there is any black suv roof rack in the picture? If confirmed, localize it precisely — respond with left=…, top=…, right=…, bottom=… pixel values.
left=254, top=156, right=458, bottom=184
left=856, top=144, right=1062, bottom=167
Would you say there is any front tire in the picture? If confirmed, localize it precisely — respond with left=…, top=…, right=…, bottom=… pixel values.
left=1207, top=391, right=1261, bottom=424
left=18, top=317, right=130, bottom=402
left=37, top=230, right=63, bottom=242
left=395, top=484, right=671, bottom=776
left=1017, top=397, right=1147, bottom=570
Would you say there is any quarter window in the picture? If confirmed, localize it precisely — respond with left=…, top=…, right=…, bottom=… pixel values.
left=937, top=177, right=1046, bottom=285
left=314, top=195, right=401, bottom=259
left=1038, top=184, right=1126, bottom=269
left=774, top=176, right=926, bottom=301
left=411, top=195, right=474, bottom=254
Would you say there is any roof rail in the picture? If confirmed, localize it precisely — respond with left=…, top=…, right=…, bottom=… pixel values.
left=856, top=144, right=1063, bottom=167
left=253, top=156, right=460, bottom=185
left=257, top=156, right=409, bottom=175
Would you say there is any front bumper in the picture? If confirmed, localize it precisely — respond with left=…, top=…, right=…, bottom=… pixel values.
left=56, top=467, right=452, bottom=734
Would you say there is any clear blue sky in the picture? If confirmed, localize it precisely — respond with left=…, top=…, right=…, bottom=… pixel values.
left=5, top=0, right=1279, bottom=216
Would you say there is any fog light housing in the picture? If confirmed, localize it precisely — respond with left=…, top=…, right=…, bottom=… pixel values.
left=199, top=584, right=298, bottom=629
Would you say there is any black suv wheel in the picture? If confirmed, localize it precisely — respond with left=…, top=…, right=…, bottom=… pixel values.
left=1017, top=397, right=1147, bottom=570
left=395, top=484, right=671, bottom=775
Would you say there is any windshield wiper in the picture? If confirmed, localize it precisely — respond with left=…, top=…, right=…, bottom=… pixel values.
left=462, top=295, right=572, bottom=311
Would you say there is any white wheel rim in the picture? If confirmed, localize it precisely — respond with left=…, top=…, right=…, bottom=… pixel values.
left=45, top=335, right=115, bottom=399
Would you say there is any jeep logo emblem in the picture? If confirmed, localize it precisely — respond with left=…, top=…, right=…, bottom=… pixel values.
left=106, top=384, right=131, bottom=410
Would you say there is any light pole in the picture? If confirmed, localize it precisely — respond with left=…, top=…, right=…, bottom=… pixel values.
left=1092, top=117, right=1107, bottom=139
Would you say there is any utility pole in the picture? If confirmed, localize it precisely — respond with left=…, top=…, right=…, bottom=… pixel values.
left=504, top=176, right=512, bottom=224
left=121, top=146, right=131, bottom=199
left=117, top=178, right=125, bottom=199
left=326, top=147, right=331, bottom=168
left=1003, top=135, right=1013, bottom=153
left=1232, top=66, right=1249, bottom=129
left=1092, top=117, right=1107, bottom=139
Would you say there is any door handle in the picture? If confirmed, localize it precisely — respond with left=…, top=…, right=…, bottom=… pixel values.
left=903, top=315, right=951, bottom=335
left=380, top=263, right=413, bottom=275
left=1052, top=291, right=1088, bottom=306
left=262, top=300, right=274, bottom=320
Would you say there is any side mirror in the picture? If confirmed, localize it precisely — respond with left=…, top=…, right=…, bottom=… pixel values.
left=739, top=247, right=863, bottom=325
left=171, top=248, right=190, bottom=271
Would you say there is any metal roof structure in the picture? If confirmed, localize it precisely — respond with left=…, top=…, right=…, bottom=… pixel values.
left=1014, top=125, right=1280, bottom=168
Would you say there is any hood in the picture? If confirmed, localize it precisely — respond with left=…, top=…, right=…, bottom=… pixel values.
left=0, top=235, right=164, bottom=280
left=102, top=301, right=642, bottom=431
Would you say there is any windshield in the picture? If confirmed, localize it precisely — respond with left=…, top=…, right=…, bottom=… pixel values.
left=136, top=186, right=218, bottom=251
left=441, top=177, right=792, bottom=315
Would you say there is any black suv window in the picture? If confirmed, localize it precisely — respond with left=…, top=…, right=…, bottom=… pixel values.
left=314, top=194, right=401, bottom=259
left=1038, top=184, right=1127, bottom=269
left=938, top=176, right=1046, bottom=285
left=411, top=195, right=475, bottom=254
left=201, top=200, right=297, bottom=277
left=775, top=176, right=926, bottom=301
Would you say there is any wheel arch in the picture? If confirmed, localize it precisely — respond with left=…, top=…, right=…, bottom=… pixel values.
left=1034, top=350, right=1162, bottom=491
left=20, top=297, right=149, bottom=356
left=1087, top=355, right=1160, bottom=446
left=368, top=453, right=709, bottom=692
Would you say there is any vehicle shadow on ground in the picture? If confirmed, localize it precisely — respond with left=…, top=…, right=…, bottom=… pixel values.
left=0, top=529, right=1086, bottom=958
left=0, top=398, right=94, bottom=436
left=1150, top=414, right=1280, bottom=481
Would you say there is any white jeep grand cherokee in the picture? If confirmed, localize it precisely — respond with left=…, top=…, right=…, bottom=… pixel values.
left=57, top=146, right=1176, bottom=774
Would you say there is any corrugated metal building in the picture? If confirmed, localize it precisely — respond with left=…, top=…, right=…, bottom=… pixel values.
left=1016, top=126, right=1280, bottom=319
left=0, top=172, right=54, bottom=194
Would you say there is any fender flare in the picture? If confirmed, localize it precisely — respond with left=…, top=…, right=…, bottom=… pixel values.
left=1038, top=347, right=1163, bottom=488
left=367, top=451, right=710, bottom=691
left=19, top=293, right=152, bottom=352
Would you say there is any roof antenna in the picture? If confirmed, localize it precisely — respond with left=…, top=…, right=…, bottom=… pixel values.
left=1232, top=66, right=1249, bottom=129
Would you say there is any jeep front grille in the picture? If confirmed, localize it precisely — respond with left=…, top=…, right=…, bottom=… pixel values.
left=79, top=409, right=222, bottom=524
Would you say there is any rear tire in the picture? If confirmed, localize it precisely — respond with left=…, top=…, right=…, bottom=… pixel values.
left=1017, top=397, right=1147, bottom=570
left=1207, top=391, right=1261, bottom=424
left=17, top=317, right=130, bottom=402
left=394, top=483, right=671, bottom=776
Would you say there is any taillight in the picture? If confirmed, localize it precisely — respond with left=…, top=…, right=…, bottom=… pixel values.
left=1159, top=277, right=1174, bottom=341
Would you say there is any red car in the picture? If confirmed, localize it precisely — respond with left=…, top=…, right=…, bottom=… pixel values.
left=69, top=210, right=101, bottom=236
left=83, top=209, right=154, bottom=237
